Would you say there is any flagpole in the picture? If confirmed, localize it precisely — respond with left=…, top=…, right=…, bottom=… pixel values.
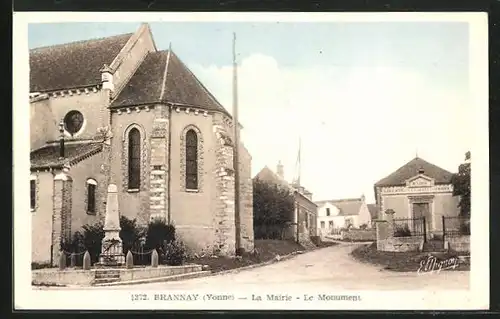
left=232, top=32, right=242, bottom=255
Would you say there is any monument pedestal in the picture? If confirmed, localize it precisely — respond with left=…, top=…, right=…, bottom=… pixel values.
left=98, top=184, right=125, bottom=266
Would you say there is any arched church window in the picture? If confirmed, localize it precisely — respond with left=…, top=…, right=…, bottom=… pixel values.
left=86, top=179, right=97, bottom=214
left=63, top=110, right=84, bottom=135
left=185, top=129, right=198, bottom=190
left=128, top=128, right=141, bottom=189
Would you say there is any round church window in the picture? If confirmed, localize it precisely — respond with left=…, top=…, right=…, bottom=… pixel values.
left=63, top=110, right=84, bottom=134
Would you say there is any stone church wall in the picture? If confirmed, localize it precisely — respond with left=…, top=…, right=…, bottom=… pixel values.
left=169, top=109, right=217, bottom=254
left=238, top=144, right=254, bottom=252
left=110, top=107, right=156, bottom=225
left=30, top=97, right=54, bottom=151
left=31, top=171, right=54, bottom=264
left=67, top=153, right=106, bottom=231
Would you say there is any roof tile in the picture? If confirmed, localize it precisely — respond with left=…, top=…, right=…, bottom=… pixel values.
left=30, top=33, right=132, bottom=92
left=374, top=157, right=454, bottom=187
left=111, top=50, right=229, bottom=115
left=31, top=142, right=103, bottom=169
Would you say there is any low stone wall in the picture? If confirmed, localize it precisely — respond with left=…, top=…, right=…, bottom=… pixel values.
left=377, top=236, right=424, bottom=252
left=32, top=264, right=203, bottom=286
left=32, top=268, right=95, bottom=286
left=341, top=229, right=376, bottom=241
left=119, top=264, right=202, bottom=281
left=446, top=235, right=470, bottom=253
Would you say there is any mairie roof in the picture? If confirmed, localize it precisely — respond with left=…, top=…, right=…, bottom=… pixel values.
left=374, top=157, right=454, bottom=187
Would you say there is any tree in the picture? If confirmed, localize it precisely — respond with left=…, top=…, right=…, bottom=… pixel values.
left=451, top=151, right=471, bottom=216
left=253, top=178, right=295, bottom=239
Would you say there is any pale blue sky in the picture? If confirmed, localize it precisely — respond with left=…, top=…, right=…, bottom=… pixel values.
left=28, top=22, right=471, bottom=202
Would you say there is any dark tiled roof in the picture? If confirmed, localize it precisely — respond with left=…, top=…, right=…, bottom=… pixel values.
left=110, top=50, right=229, bottom=115
left=110, top=51, right=166, bottom=107
left=253, top=166, right=289, bottom=188
left=31, top=142, right=103, bottom=170
left=367, top=204, right=378, bottom=220
left=374, top=157, right=454, bottom=187
left=30, top=33, right=133, bottom=92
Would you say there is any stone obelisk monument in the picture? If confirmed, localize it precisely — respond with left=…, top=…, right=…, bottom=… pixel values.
left=99, top=184, right=125, bottom=265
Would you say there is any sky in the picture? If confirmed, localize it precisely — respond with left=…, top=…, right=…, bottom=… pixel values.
left=28, top=22, right=471, bottom=203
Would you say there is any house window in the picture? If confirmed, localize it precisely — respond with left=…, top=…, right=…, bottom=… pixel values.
left=86, top=179, right=97, bottom=214
left=128, top=128, right=141, bottom=189
left=329, top=221, right=333, bottom=228
left=326, top=208, right=330, bottom=216
left=63, top=110, right=84, bottom=135
left=185, top=129, right=198, bottom=190
left=30, top=179, right=36, bottom=211
left=320, top=221, right=325, bottom=228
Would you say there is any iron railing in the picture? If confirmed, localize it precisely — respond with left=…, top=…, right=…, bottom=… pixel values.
left=442, top=216, right=470, bottom=240
left=392, top=217, right=427, bottom=239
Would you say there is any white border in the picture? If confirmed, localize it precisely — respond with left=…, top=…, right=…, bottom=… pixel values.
left=14, top=12, right=489, bottom=310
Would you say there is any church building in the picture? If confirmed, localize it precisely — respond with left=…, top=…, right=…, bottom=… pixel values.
left=29, top=23, right=254, bottom=265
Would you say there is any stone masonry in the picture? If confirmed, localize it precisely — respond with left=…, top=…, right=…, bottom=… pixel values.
left=213, top=123, right=236, bottom=256
left=149, top=105, right=169, bottom=221
left=51, top=170, right=73, bottom=266
left=239, top=145, right=255, bottom=252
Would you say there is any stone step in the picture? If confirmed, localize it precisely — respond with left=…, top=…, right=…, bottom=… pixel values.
left=93, top=278, right=121, bottom=285
left=95, top=273, right=121, bottom=279
left=93, top=271, right=211, bottom=287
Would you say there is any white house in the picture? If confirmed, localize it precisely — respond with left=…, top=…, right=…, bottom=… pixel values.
left=314, top=195, right=376, bottom=238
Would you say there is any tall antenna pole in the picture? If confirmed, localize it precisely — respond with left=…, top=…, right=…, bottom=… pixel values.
left=232, top=32, right=242, bottom=255
left=294, top=136, right=301, bottom=187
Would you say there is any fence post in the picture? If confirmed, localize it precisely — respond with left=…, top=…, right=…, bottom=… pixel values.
left=422, top=217, right=427, bottom=243
left=442, top=215, right=446, bottom=242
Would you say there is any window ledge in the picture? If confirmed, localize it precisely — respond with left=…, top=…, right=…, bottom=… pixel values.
left=127, top=189, right=140, bottom=193
left=186, top=188, right=199, bottom=193
left=86, top=212, right=97, bottom=216
left=31, top=208, right=36, bottom=213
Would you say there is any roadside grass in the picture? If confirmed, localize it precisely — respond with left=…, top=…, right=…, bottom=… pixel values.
left=351, top=242, right=470, bottom=272
left=188, top=239, right=337, bottom=273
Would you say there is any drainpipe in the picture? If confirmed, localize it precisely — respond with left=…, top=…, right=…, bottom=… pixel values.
left=167, top=104, right=172, bottom=224
left=58, top=120, right=65, bottom=159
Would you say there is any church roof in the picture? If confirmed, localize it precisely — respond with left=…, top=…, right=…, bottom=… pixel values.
left=110, top=50, right=229, bottom=115
left=374, top=157, right=454, bottom=187
left=30, top=33, right=133, bottom=92
left=30, top=142, right=103, bottom=170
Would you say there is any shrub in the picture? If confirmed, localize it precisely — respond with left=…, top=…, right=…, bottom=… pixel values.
left=145, top=218, right=176, bottom=251
left=459, top=220, right=471, bottom=235
left=394, top=224, right=412, bottom=237
left=119, top=216, right=144, bottom=255
left=162, top=239, right=188, bottom=266
left=81, top=222, right=105, bottom=264
left=359, top=223, right=368, bottom=230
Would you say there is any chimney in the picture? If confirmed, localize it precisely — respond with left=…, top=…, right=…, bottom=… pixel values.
left=276, top=161, right=284, bottom=179
left=58, top=119, right=65, bottom=159
left=360, top=194, right=366, bottom=202
left=100, top=64, right=114, bottom=92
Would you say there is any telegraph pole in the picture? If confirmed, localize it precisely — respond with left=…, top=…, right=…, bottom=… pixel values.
left=232, top=32, right=242, bottom=255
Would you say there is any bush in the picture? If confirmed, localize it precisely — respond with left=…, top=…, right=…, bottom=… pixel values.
left=359, top=223, right=368, bottom=230
left=394, top=224, right=412, bottom=237
left=81, top=222, right=105, bottom=264
left=119, top=216, right=144, bottom=255
left=145, top=218, right=176, bottom=252
left=459, top=220, right=471, bottom=235
left=162, top=239, right=188, bottom=266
